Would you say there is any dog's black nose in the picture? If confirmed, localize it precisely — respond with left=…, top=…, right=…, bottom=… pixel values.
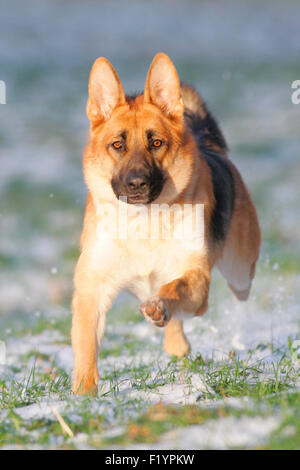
left=126, top=172, right=149, bottom=192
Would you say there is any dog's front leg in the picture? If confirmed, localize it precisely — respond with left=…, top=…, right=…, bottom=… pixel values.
left=71, top=253, right=117, bottom=395
left=71, top=289, right=100, bottom=396
left=140, top=266, right=210, bottom=327
left=71, top=281, right=117, bottom=395
left=140, top=266, right=210, bottom=358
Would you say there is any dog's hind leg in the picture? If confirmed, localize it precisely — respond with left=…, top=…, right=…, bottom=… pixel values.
left=217, top=253, right=256, bottom=301
left=164, top=318, right=190, bottom=358
left=216, top=167, right=261, bottom=301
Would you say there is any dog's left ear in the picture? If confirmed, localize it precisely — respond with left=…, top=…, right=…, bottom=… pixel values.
left=144, top=53, right=183, bottom=120
left=87, top=57, right=126, bottom=126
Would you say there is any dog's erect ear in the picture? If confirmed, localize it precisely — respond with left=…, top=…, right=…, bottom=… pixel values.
left=87, top=57, right=126, bottom=125
left=144, top=53, right=183, bottom=120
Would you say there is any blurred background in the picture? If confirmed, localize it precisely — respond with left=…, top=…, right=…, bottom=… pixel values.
left=0, top=0, right=299, bottom=342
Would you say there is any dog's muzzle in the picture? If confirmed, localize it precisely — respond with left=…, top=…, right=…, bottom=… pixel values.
left=111, top=166, right=166, bottom=204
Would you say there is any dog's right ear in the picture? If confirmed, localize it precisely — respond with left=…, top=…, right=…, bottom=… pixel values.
left=87, top=57, right=126, bottom=126
left=144, top=53, right=183, bottom=120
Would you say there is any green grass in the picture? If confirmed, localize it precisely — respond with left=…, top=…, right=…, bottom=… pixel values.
left=0, top=366, right=71, bottom=410
left=0, top=311, right=72, bottom=341
left=263, top=391, right=300, bottom=449
left=103, top=390, right=300, bottom=449
left=102, top=403, right=222, bottom=446
left=0, top=332, right=299, bottom=448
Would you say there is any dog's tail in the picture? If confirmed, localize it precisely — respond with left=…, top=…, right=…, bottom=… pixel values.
left=181, top=82, right=228, bottom=155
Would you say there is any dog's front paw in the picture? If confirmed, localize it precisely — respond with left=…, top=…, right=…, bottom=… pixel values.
left=140, top=296, right=170, bottom=327
left=72, top=369, right=99, bottom=396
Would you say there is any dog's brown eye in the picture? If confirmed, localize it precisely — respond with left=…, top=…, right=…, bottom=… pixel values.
left=152, top=139, right=163, bottom=148
left=112, top=141, right=123, bottom=150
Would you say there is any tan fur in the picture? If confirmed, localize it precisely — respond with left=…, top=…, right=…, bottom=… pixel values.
left=71, top=53, right=260, bottom=395
left=164, top=319, right=191, bottom=357
left=215, top=163, right=261, bottom=299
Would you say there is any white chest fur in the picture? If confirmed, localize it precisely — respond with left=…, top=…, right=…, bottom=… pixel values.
left=90, top=200, right=206, bottom=301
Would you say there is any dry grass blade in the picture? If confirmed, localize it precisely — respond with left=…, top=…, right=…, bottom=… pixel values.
left=51, top=406, right=74, bottom=438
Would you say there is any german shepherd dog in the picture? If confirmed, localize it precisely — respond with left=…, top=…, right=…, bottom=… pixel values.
left=71, top=53, right=260, bottom=395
